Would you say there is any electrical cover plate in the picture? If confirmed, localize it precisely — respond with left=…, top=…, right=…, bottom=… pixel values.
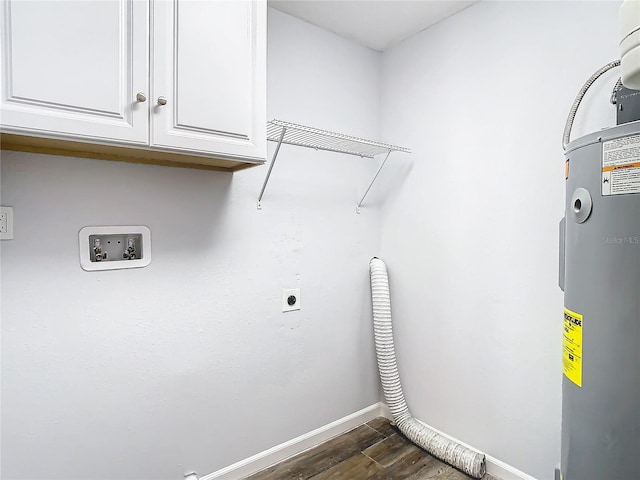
left=282, top=288, right=301, bottom=312
left=0, top=206, right=14, bottom=240
left=79, top=226, right=151, bottom=271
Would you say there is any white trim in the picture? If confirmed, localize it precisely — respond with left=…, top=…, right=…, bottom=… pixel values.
left=413, top=418, right=539, bottom=480
left=201, top=402, right=538, bottom=480
left=378, top=403, right=393, bottom=420
left=201, top=402, right=387, bottom=480
left=486, top=455, right=539, bottom=480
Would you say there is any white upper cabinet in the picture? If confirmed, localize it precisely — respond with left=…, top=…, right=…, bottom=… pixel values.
left=151, top=0, right=266, bottom=161
left=0, top=0, right=266, bottom=170
left=0, top=0, right=149, bottom=144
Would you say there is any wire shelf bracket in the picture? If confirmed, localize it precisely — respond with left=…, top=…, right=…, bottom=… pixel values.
left=257, top=120, right=411, bottom=213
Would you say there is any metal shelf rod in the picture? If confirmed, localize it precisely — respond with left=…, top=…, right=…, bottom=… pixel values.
left=257, top=126, right=286, bottom=210
left=356, top=150, right=392, bottom=214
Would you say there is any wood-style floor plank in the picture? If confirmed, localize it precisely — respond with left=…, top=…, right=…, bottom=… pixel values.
left=368, top=448, right=443, bottom=480
left=365, top=417, right=398, bottom=437
left=362, top=434, right=421, bottom=468
left=309, top=453, right=384, bottom=480
left=242, top=418, right=501, bottom=480
left=402, top=450, right=451, bottom=480
left=244, top=424, right=386, bottom=480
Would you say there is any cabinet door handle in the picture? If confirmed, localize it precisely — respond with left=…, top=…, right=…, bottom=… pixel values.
left=136, top=92, right=147, bottom=102
left=157, top=96, right=167, bottom=106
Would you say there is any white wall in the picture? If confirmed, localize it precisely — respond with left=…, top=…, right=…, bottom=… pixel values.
left=3, top=3, right=625, bottom=479
left=0, top=9, right=382, bottom=479
left=378, top=2, right=621, bottom=479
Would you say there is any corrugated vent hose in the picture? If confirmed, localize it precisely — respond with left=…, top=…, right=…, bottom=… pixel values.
left=369, top=257, right=486, bottom=479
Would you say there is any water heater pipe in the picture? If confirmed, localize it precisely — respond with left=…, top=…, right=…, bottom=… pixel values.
left=562, top=60, right=620, bottom=150
left=369, top=257, right=486, bottom=479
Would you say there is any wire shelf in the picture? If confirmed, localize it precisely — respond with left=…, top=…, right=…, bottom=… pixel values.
left=258, top=119, right=411, bottom=213
left=267, top=119, right=411, bottom=158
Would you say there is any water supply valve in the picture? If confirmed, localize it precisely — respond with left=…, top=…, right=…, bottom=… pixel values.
left=122, top=237, right=137, bottom=260
left=93, top=238, right=106, bottom=262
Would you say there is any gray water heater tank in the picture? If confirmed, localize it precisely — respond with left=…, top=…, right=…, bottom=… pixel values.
left=560, top=122, right=640, bottom=480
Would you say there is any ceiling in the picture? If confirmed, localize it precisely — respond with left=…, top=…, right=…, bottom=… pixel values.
left=268, top=1, right=477, bottom=51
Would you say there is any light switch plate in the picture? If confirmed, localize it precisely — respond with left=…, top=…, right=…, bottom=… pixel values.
left=79, top=226, right=151, bottom=271
left=0, top=206, right=14, bottom=240
left=282, top=288, right=301, bottom=312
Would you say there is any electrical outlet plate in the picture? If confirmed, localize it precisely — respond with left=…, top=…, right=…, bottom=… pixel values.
left=0, top=206, right=14, bottom=240
left=79, top=226, right=151, bottom=271
left=282, top=288, right=301, bottom=312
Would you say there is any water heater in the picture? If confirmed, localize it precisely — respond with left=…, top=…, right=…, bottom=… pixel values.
left=560, top=122, right=640, bottom=480
left=558, top=3, right=640, bottom=478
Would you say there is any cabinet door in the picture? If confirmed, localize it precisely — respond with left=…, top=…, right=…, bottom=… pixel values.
left=151, top=0, right=266, bottom=162
left=0, top=0, right=148, bottom=144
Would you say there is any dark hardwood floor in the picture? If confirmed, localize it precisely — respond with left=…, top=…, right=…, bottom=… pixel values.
left=243, top=417, right=499, bottom=480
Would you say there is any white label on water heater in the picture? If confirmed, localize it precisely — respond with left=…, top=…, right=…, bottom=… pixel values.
left=602, top=134, right=640, bottom=196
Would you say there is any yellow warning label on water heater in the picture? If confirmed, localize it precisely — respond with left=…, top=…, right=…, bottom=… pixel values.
left=563, top=308, right=583, bottom=387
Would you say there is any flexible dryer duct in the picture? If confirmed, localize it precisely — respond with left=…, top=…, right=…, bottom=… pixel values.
left=369, top=257, right=486, bottom=479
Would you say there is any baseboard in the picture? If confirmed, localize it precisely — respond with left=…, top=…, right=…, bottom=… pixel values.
left=202, top=402, right=387, bottom=480
left=413, top=418, right=538, bottom=480
left=485, top=456, right=539, bottom=480
left=202, top=402, right=537, bottom=480
left=378, top=403, right=393, bottom=419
